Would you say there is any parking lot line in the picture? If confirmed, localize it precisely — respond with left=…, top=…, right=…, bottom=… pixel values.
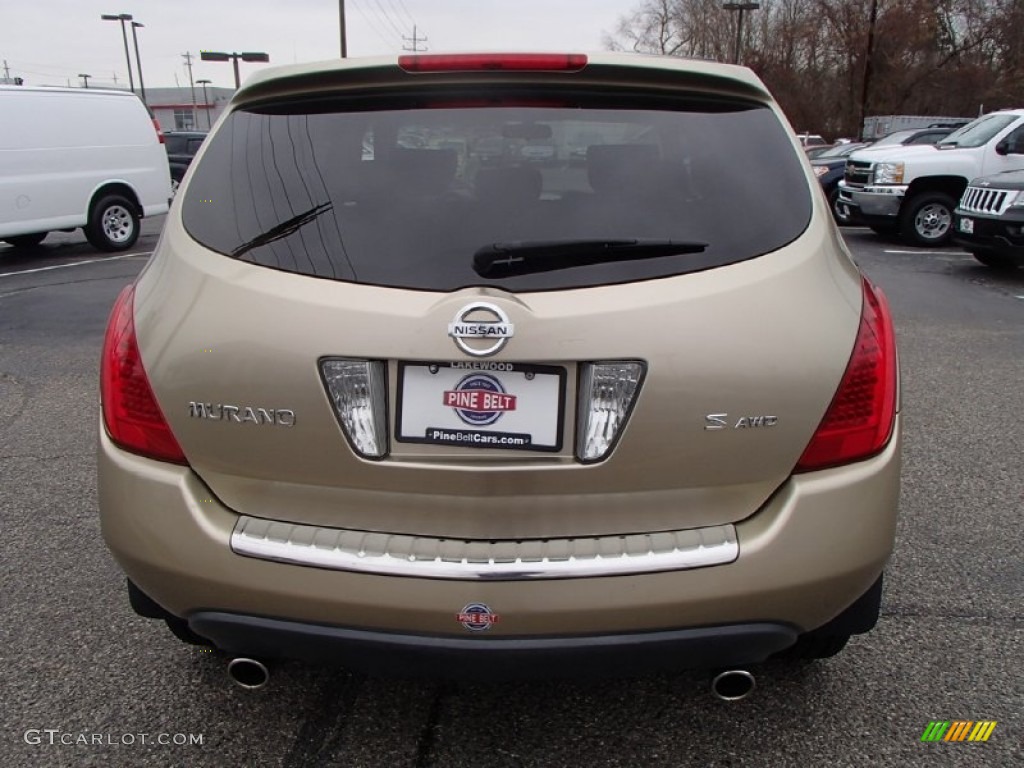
left=883, top=249, right=969, bottom=257
left=0, top=251, right=151, bottom=279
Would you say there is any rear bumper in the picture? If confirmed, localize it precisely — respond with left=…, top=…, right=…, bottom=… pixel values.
left=99, top=416, right=900, bottom=666
left=191, top=612, right=796, bottom=678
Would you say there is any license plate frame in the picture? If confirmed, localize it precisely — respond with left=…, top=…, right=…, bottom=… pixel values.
left=395, top=361, right=567, bottom=452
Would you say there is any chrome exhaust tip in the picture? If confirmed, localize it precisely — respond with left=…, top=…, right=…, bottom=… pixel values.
left=227, top=657, right=270, bottom=690
left=711, top=669, right=756, bottom=701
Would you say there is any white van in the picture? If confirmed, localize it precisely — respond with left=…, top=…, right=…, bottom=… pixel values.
left=0, top=85, right=171, bottom=251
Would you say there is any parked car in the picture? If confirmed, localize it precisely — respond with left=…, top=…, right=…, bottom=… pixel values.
left=953, top=169, right=1024, bottom=269
left=810, top=129, right=951, bottom=161
left=804, top=144, right=835, bottom=159
left=811, top=143, right=869, bottom=224
left=861, top=115, right=970, bottom=141
left=0, top=85, right=171, bottom=251
left=839, top=109, right=1024, bottom=245
left=855, top=127, right=957, bottom=152
left=163, top=131, right=207, bottom=196
left=797, top=132, right=828, bottom=147
left=818, top=130, right=954, bottom=226
left=99, top=52, right=900, bottom=690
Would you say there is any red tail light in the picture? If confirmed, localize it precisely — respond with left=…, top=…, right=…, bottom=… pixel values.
left=399, top=53, right=587, bottom=73
left=101, top=284, right=186, bottom=464
left=152, top=118, right=165, bottom=143
left=795, top=278, right=897, bottom=472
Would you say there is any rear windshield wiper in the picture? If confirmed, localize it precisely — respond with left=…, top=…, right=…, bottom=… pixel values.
left=231, top=201, right=333, bottom=259
left=472, top=238, right=707, bottom=278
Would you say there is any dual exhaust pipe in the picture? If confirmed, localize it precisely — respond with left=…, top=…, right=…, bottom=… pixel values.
left=710, top=669, right=756, bottom=701
left=226, top=658, right=754, bottom=699
left=227, top=657, right=270, bottom=690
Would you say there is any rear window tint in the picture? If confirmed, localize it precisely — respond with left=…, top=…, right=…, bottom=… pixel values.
left=181, top=89, right=811, bottom=292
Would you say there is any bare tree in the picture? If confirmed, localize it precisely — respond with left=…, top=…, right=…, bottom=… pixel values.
left=607, top=0, right=1023, bottom=138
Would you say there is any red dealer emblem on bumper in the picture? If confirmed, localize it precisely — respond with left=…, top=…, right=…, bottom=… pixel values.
left=457, top=603, right=500, bottom=631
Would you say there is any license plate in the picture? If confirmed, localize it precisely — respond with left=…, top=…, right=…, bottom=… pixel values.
left=959, top=217, right=974, bottom=234
left=396, top=362, right=566, bottom=451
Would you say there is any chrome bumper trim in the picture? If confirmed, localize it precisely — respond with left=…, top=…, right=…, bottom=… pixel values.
left=848, top=185, right=906, bottom=217
left=230, top=515, right=739, bottom=580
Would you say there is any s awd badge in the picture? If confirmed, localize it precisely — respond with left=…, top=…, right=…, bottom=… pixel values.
left=705, top=413, right=778, bottom=430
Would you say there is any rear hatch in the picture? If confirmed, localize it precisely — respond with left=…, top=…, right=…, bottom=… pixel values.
left=134, top=54, right=863, bottom=539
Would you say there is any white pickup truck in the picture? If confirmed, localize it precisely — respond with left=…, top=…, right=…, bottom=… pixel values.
left=838, top=109, right=1024, bottom=246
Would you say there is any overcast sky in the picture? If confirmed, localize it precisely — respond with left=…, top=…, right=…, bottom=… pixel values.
left=2, top=1, right=632, bottom=89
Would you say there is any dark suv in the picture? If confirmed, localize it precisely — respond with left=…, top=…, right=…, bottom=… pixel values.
left=954, top=170, right=1024, bottom=269
left=163, top=131, right=207, bottom=195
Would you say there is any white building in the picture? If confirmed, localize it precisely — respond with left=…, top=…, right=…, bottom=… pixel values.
left=145, top=86, right=235, bottom=132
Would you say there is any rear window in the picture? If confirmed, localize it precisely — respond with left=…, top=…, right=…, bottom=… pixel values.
left=181, top=89, right=811, bottom=292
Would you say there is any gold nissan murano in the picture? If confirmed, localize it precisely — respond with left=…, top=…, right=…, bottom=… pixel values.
left=98, top=53, right=900, bottom=694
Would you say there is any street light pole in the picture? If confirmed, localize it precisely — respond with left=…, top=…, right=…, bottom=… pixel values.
left=200, top=51, right=270, bottom=89
left=101, top=13, right=134, bottom=93
left=723, top=3, right=760, bottom=65
left=340, top=0, right=348, bottom=58
left=130, top=21, right=147, bottom=106
left=196, top=78, right=212, bottom=129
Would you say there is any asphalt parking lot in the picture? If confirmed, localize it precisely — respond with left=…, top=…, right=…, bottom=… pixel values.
left=1, top=223, right=1021, bottom=767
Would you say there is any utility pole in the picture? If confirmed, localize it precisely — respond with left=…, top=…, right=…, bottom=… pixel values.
left=182, top=52, right=198, bottom=128
left=858, top=0, right=880, bottom=141
left=79, top=73, right=92, bottom=88
left=0, top=60, right=21, bottom=86
left=402, top=25, right=428, bottom=52
left=339, top=0, right=348, bottom=58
